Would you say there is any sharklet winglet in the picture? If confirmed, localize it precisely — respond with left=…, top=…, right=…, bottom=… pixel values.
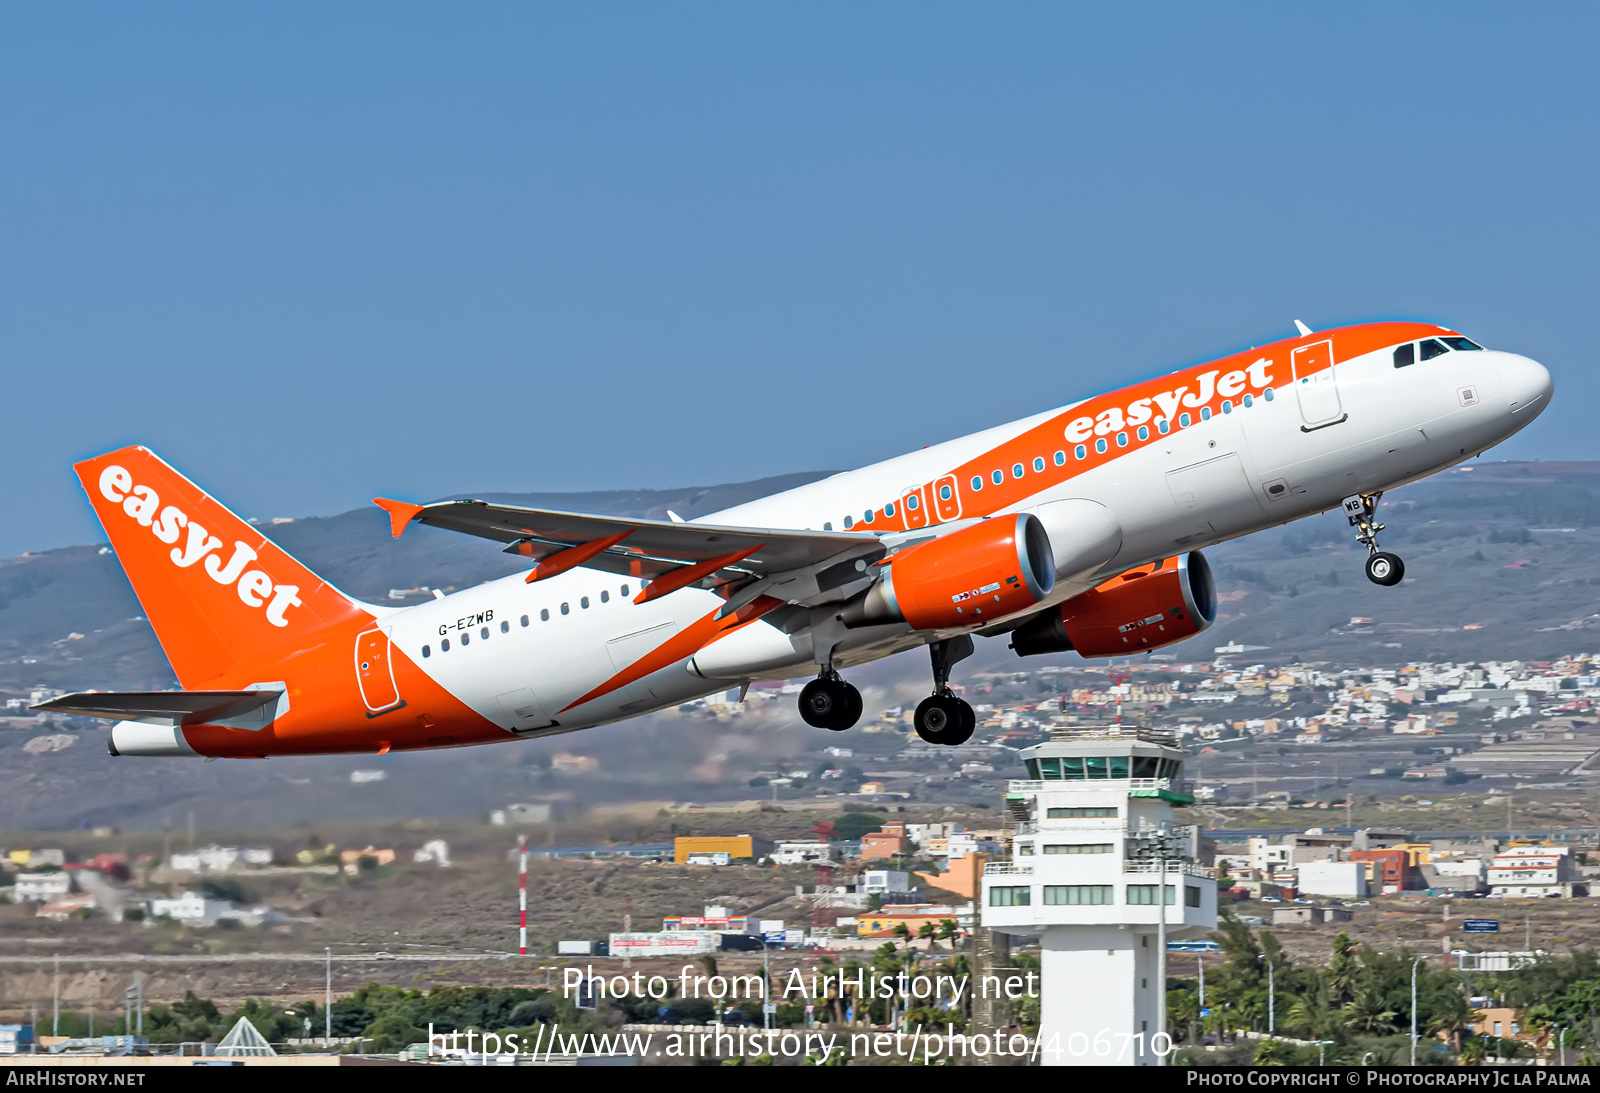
left=372, top=498, right=426, bottom=539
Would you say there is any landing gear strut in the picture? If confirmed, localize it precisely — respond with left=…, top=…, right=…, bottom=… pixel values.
left=914, top=636, right=976, bottom=746
left=799, top=670, right=862, bottom=731
left=1344, top=492, right=1405, bottom=587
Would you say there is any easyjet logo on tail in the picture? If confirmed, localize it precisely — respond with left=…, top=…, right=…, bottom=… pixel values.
left=97, top=465, right=302, bottom=627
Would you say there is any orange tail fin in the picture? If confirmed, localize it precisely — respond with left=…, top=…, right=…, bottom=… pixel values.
left=75, top=447, right=373, bottom=688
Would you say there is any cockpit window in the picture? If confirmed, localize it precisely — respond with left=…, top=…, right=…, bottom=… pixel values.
left=1440, top=336, right=1482, bottom=351
left=1393, top=343, right=1416, bottom=368
left=1419, top=338, right=1449, bottom=361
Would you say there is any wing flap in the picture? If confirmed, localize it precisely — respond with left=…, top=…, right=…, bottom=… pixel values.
left=33, top=690, right=281, bottom=726
left=388, top=499, right=881, bottom=582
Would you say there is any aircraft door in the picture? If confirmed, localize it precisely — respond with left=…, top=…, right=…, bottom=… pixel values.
left=355, top=629, right=403, bottom=715
left=1165, top=453, right=1266, bottom=543
left=900, top=486, right=929, bottom=529
left=497, top=688, right=554, bottom=732
left=931, top=475, right=962, bottom=523
left=1290, top=340, right=1345, bottom=429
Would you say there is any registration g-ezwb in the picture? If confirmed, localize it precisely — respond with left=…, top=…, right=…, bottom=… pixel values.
left=42, top=321, right=1552, bottom=758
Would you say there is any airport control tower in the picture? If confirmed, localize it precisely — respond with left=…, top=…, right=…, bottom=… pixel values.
left=980, top=726, right=1216, bottom=1066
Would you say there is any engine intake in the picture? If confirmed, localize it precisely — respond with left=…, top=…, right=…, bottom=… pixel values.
left=1010, top=551, right=1216, bottom=658
left=842, top=514, right=1055, bottom=630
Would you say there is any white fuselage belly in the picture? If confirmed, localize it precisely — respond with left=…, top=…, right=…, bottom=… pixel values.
left=390, top=344, right=1543, bottom=738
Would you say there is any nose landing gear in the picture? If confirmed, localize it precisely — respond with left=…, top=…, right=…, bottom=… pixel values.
left=1344, top=492, right=1405, bottom=586
left=913, top=636, right=976, bottom=746
left=799, top=670, right=862, bottom=731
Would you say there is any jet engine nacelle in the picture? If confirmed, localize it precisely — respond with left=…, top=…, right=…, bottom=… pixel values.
left=1009, top=551, right=1216, bottom=658
left=842, top=513, right=1056, bottom=630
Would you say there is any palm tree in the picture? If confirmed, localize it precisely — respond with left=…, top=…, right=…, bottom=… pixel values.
left=917, top=922, right=936, bottom=949
left=937, top=918, right=959, bottom=951
left=1458, top=1037, right=1486, bottom=1066
left=1343, top=986, right=1397, bottom=1035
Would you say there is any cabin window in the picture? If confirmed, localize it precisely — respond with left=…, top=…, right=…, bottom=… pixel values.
left=1033, top=457, right=1045, bottom=473
left=1044, top=843, right=1113, bottom=855
left=421, top=645, right=431, bottom=658
left=580, top=597, right=589, bottom=609
left=970, top=477, right=983, bottom=491
left=1044, top=885, right=1111, bottom=905
left=1075, top=445, right=1087, bottom=459
left=939, top=484, right=953, bottom=500
left=521, top=615, right=529, bottom=627
left=1200, top=406, right=1212, bottom=420
left=1420, top=338, right=1449, bottom=361
left=481, top=627, right=489, bottom=639
left=1013, top=463, right=1025, bottom=478
left=843, top=516, right=854, bottom=530
left=500, top=620, right=509, bottom=633
left=1264, top=387, right=1275, bottom=401
left=992, top=470, right=1004, bottom=485
left=1095, top=438, right=1108, bottom=454
left=1221, top=400, right=1233, bottom=414
left=1242, top=394, right=1254, bottom=408
left=862, top=510, right=874, bottom=524
left=540, top=609, right=550, bottom=621
left=1127, top=885, right=1175, bottom=905
left=1053, top=451, right=1065, bottom=466
left=621, top=585, right=629, bottom=597
left=560, top=603, right=570, bottom=615
left=885, top=501, right=896, bottom=516
left=1116, top=432, right=1128, bottom=447
left=1393, top=343, right=1416, bottom=367
left=1179, top=413, right=1192, bottom=427
left=989, top=886, right=1030, bottom=907
left=1136, top=426, right=1149, bottom=441
left=460, top=633, right=469, bottom=646
left=600, top=590, right=610, bottom=603
left=440, top=639, right=449, bottom=651
left=1157, top=417, right=1170, bottom=433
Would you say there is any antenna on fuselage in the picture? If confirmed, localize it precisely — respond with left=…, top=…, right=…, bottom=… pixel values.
left=1293, top=320, right=1313, bottom=337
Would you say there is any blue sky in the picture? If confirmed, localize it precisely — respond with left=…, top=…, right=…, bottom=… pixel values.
left=2, top=4, right=1594, bottom=555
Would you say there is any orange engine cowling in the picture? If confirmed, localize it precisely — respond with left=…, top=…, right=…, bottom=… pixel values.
left=841, top=513, right=1056, bottom=630
left=1009, top=552, right=1216, bottom=658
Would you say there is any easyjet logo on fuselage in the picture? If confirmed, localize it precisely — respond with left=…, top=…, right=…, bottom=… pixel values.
left=97, top=465, right=302, bottom=627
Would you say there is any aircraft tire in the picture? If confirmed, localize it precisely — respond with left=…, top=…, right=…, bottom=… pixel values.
left=1365, top=552, right=1405, bottom=586
left=800, top=677, right=859, bottom=731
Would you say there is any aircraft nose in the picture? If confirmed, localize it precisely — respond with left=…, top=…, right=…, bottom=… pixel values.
left=1500, top=353, right=1553, bottom=416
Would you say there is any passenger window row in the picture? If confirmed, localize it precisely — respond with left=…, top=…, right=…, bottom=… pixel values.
left=420, top=583, right=634, bottom=658
left=828, top=380, right=1290, bottom=531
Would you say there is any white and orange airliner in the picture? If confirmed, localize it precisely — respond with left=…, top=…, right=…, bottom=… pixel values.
left=41, top=321, right=1552, bottom=757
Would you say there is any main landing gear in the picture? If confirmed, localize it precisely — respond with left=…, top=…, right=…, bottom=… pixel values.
left=1344, top=491, right=1405, bottom=587
left=914, top=636, right=976, bottom=746
left=799, top=671, right=862, bottom=731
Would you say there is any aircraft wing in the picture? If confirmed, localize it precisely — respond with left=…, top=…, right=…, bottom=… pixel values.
left=33, top=690, right=282, bottom=726
left=373, top=497, right=885, bottom=589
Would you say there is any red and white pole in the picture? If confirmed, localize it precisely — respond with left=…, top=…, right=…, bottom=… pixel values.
left=518, top=834, right=528, bottom=956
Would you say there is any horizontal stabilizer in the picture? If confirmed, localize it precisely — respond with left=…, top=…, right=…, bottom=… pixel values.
left=33, top=690, right=282, bottom=726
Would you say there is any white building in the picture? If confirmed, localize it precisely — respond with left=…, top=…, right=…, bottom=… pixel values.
left=861, top=870, right=912, bottom=896
left=13, top=872, right=72, bottom=902
left=1487, top=846, right=1584, bottom=898
left=769, top=841, right=837, bottom=865
left=413, top=840, right=452, bottom=867
left=168, top=845, right=271, bottom=873
left=981, top=728, right=1216, bottom=1067
left=1296, top=861, right=1369, bottom=898
left=149, top=891, right=235, bottom=924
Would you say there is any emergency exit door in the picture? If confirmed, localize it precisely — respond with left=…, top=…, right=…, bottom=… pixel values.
left=355, top=628, right=403, bottom=715
left=1290, top=340, right=1345, bottom=429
